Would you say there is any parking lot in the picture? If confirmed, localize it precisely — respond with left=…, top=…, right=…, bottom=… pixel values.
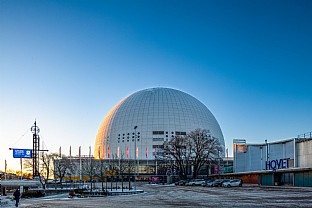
left=20, top=183, right=312, bottom=208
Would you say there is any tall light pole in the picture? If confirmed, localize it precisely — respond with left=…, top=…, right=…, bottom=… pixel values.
left=31, top=121, right=40, bottom=178
left=134, top=126, right=137, bottom=191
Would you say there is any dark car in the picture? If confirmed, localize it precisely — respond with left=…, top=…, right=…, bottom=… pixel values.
left=175, top=180, right=189, bottom=186
left=208, top=179, right=230, bottom=187
left=202, top=180, right=214, bottom=187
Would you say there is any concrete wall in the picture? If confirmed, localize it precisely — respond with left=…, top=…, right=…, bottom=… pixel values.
left=297, top=140, right=312, bottom=167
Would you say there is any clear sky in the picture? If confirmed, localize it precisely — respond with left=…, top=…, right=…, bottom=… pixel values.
left=1, top=0, right=312, bottom=171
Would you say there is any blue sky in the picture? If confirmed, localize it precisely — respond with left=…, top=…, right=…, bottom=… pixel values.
left=1, top=0, right=312, bottom=171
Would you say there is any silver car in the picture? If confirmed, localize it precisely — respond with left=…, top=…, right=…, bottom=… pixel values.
left=186, top=179, right=205, bottom=186
left=222, top=179, right=242, bottom=187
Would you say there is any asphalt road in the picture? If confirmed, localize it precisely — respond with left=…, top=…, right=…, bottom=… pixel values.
left=20, top=183, right=312, bottom=208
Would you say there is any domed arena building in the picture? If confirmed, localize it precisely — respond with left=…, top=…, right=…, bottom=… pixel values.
left=94, top=87, right=224, bottom=161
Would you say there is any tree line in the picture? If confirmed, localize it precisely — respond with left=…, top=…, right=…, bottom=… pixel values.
left=22, top=129, right=223, bottom=183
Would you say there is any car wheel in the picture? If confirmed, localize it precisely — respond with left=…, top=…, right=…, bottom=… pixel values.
left=227, top=184, right=230, bottom=187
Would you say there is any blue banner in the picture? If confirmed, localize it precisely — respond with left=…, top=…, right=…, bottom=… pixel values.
left=13, top=149, right=32, bottom=158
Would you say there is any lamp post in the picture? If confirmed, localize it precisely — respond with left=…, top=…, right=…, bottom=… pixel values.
left=105, top=166, right=108, bottom=193
left=98, top=147, right=104, bottom=192
left=134, top=126, right=137, bottom=191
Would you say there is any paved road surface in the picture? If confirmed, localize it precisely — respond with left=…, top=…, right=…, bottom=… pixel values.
left=20, top=183, right=312, bottom=208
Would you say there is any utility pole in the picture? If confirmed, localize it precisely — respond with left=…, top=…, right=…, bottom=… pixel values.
left=31, top=120, right=48, bottom=179
left=31, top=120, right=40, bottom=178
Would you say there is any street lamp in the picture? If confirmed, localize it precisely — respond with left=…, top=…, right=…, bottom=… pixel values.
left=134, top=126, right=137, bottom=191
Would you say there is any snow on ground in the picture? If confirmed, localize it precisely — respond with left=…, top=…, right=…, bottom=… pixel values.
left=12, top=183, right=312, bottom=207
left=0, top=196, right=15, bottom=207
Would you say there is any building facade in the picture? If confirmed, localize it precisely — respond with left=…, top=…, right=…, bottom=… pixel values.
left=233, top=132, right=312, bottom=186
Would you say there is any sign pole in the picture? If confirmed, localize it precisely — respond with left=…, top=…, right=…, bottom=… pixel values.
left=20, top=157, right=22, bottom=180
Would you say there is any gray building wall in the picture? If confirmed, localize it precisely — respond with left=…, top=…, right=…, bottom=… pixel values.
left=234, top=139, right=295, bottom=172
left=297, top=139, right=312, bottom=167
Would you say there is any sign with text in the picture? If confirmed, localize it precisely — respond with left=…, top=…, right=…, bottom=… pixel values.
left=12, top=149, right=32, bottom=158
left=266, top=158, right=290, bottom=170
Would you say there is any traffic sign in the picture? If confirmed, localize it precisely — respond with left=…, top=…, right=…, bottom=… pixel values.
left=12, top=149, right=32, bottom=158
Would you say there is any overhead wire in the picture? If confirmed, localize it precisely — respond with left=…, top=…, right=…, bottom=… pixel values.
left=11, top=127, right=31, bottom=148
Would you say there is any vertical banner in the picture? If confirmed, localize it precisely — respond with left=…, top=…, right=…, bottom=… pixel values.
left=126, top=147, right=129, bottom=158
left=136, top=147, right=138, bottom=158
left=117, top=147, right=120, bottom=158
left=79, top=146, right=81, bottom=157
left=107, top=146, right=110, bottom=158
left=69, top=146, right=72, bottom=157
left=146, top=147, right=148, bottom=158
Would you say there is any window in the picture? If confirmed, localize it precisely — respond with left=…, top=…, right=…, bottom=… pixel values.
left=153, top=145, right=164, bottom=149
left=153, top=138, right=164, bottom=141
left=153, top=131, right=164, bottom=135
left=175, top=131, right=186, bottom=136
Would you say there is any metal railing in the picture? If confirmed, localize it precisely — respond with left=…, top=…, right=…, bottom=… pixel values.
left=297, top=131, right=312, bottom=140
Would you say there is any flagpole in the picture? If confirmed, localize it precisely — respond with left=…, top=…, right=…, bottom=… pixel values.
left=4, top=159, right=7, bottom=180
left=59, top=146, right=62, bottom=159
left=79, top=146, right=82, bottom=181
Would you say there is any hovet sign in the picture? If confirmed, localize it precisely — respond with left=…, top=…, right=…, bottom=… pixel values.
left=266, top=158, right=290, bottom=170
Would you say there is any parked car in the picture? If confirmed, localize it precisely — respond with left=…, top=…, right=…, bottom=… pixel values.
left=202, top=180, right=214, bottom=187
left=186, top=179, right=205, bottom=186
left=222, top=179, right=242, bottom=187
left=175, top=180, right=189, bottom=186
left=208, top=179, right=230, bottom=187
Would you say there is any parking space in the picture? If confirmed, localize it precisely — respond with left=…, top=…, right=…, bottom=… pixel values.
left=21, top=183, right=312, bottom=207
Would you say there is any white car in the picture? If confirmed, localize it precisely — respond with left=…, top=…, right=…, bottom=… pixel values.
left=222, top=179, right=242, bottom=187
left=186, top=179, right=205, bottom=186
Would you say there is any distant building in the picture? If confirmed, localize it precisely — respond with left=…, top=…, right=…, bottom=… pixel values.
left=94, top=87, right=225, bottom=160
left=233, top=132, right=312, bottom=186
left=56, top=88, right=230, bottom=181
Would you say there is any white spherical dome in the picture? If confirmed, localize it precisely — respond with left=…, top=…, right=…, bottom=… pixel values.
left=94, top=87, right=224, bottom=159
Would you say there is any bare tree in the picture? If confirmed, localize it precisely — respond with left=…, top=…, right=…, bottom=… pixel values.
left=81, top=157, right=100, bottom=182
left=53, top=155, right=73, bottom=184
left=163, top=129, right=223, bottom=179
left=23, top=159, right=33, bottom=174
left=40, top=153, right=59, bottom=182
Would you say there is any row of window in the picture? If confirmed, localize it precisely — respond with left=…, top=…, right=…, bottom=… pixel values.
left=176, top=131, right=187, bottom=135
left=116, top=131, right=186, bottom=142
left=118, top=132, right=141, bottom=136
left=118, top=131, right=182, bottom=137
